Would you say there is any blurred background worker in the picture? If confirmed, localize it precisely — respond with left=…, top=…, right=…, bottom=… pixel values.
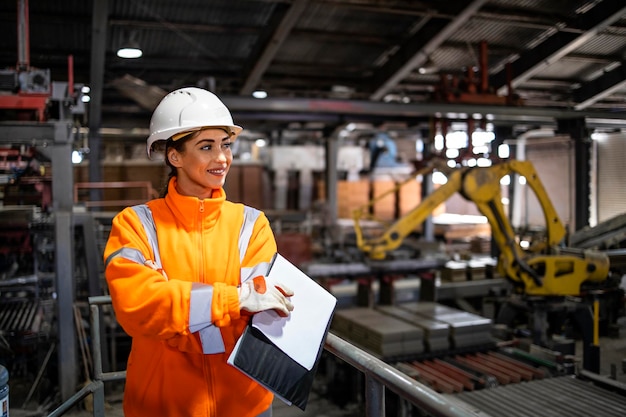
left=103, top=87, right=294, bottom=417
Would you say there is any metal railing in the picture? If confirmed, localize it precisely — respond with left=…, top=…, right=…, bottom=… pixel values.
left=47, top=295, right=481, bottom=417
left=47, top=296, right=126, bottom=417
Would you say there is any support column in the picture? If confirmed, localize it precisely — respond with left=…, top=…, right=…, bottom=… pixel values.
left=494, top=125, right=513, bottom=258
left=421, top=127, right=434, bottom=242
left=88, top=0, right=108, bottom=202
left=324, top=130, right=339, bottom=226
left=274, top=169, right=288, bottom=210
left=50, top=122, right=77, bottom=401
left=299, top=169, right=313, bottom=211
left=557, top=117, right=591, bottom=231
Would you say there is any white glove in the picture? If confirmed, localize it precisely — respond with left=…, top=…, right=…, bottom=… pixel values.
left=239, top=276, right=294, bottom=317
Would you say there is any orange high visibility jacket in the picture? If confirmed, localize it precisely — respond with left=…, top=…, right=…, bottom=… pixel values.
left=104, top=178, right=277, bottom=417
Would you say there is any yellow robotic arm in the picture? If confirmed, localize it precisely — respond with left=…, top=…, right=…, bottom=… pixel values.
left=353, top=160, right=609, bottom=296
left=353, top=164, right=464, bottom=261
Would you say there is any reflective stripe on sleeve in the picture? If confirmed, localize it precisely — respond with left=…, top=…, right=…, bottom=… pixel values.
left=238, top=206, right=260, bottom=264
left=198, top=326, right=225, bottom=354
left=131, top=204, right=163, bottom=269
left=190, top=283, right=226, bottom=353
left=241, top=261, right=272, bottom=284
left=105, top=247, right=146, bottom=269
left=189, top=282, right=214, bottom=333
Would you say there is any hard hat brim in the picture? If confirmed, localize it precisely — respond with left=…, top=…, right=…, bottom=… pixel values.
left=146, top=124, right=243, bottom=158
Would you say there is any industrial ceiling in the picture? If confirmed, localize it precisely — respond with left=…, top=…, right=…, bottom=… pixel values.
left=1, top=0, right=626, bottom=140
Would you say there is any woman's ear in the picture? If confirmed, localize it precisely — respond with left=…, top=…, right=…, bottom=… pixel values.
left=168, top=150, right=182, bottom=167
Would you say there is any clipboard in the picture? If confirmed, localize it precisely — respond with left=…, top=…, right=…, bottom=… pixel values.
left=228, top=253, right=337, bottom=410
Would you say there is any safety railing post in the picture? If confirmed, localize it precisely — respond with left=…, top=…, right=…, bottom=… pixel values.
left=90, top=303, right=105, bottom=417
left=324, top=333, right=481, bottom=417
left=365, top=375, right=385, bottom=417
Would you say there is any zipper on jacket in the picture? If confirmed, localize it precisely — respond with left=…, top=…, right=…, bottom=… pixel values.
left=198, top=201, right=205, bottom=283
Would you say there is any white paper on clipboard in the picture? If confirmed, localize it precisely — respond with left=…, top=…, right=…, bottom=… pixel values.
left=250, top=253, right=337, bottom=371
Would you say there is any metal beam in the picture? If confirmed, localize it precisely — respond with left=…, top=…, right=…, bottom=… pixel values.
left=491, top=2, right=626, bottom=95
left=221, top=96, right=626, bottom=130
left=239, top=0, right=309, bottom=95
left=369, top=0, right=489, bottom=101
left=574, top=62, right=626, bottom=110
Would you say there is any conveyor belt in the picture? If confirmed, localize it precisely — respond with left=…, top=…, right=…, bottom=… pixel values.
left=305, top=258, right=446, bottom=278
left=445, top=376, right=626, bottom=417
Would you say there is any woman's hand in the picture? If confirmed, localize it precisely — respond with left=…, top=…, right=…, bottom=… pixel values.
left=238, top=276, right=294, bottom=317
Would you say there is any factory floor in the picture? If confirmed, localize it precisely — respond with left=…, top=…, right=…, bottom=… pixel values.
left=9, top=319, right=626, bottom=417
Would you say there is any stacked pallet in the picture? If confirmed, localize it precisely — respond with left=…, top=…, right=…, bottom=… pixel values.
left=331, top=307, right=424, bottom=358
left=440, top=261, right=469, bottom=282
left=375, top=305, right=450, bottom=352
left=397, top=302, right=493, bottom=349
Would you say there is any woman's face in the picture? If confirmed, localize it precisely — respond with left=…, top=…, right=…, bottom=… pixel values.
left=168, top=128, right=233, bottom=198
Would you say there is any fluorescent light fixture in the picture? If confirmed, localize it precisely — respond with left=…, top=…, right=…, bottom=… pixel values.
left=117, top=31, right=143, bottom=59
left=434, top=133, right=444, bottom=150
left=476, top=157, right=491, bottom=167
left=498, top=144, right=510, bottom=158
left=72, top=151, right=83, bottom=164
left=432, top=171, right=448, bottom=185
left=446, top=131, right=468, bottom=149
left=117, top=45, right=143, bottom=59
left=445, top=148, right=459, bottom=159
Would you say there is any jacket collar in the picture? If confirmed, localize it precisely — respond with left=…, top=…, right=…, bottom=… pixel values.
left=164, top=177, right=225, bottom=225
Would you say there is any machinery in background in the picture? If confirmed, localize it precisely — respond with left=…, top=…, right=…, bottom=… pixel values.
left=1, top=0, right=86, bottom=212
left=569, top=212, right=626, bottom=275
left=0, top=0, right=93, bottom=408
left=353, top=160, right=610, bottom=296
left=366, top=131, right=414, bottom=177
left=352, top=159, right=622, bottom=373
left=0, top=0, right=86, bottom=124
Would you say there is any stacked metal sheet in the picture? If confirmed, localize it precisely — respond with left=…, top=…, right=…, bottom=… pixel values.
left=397, top=302, right=493, bottom=349
left=331, top=307, right=424, bottom=358
left=375, top=305, right=450, bottom=352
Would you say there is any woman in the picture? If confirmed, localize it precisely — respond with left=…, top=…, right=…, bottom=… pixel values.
left=103, top=87, right=293, bottom=417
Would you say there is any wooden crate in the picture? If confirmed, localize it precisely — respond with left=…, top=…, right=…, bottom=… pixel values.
left=337, top=179, right=370, bottom=219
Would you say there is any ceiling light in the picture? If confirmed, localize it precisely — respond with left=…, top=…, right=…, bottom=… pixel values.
left=252, top=90, right=267, bottom=99
left=72, top=150, right=83, bottom=164
left=117, top=45, right=143, bottom=59
left=418, top=58, right=438, bottom=75
left=117, top=31, right=143, bottom=59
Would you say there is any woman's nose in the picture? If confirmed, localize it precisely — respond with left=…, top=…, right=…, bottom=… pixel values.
left=214, top=149, right=227, bottom=161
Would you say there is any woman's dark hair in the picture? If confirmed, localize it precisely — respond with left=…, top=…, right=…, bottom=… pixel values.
left=159, top=132, right=195, bottom=197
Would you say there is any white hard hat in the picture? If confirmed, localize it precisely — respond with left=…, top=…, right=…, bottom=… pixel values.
left=146, top=87, right=243, bottom=158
